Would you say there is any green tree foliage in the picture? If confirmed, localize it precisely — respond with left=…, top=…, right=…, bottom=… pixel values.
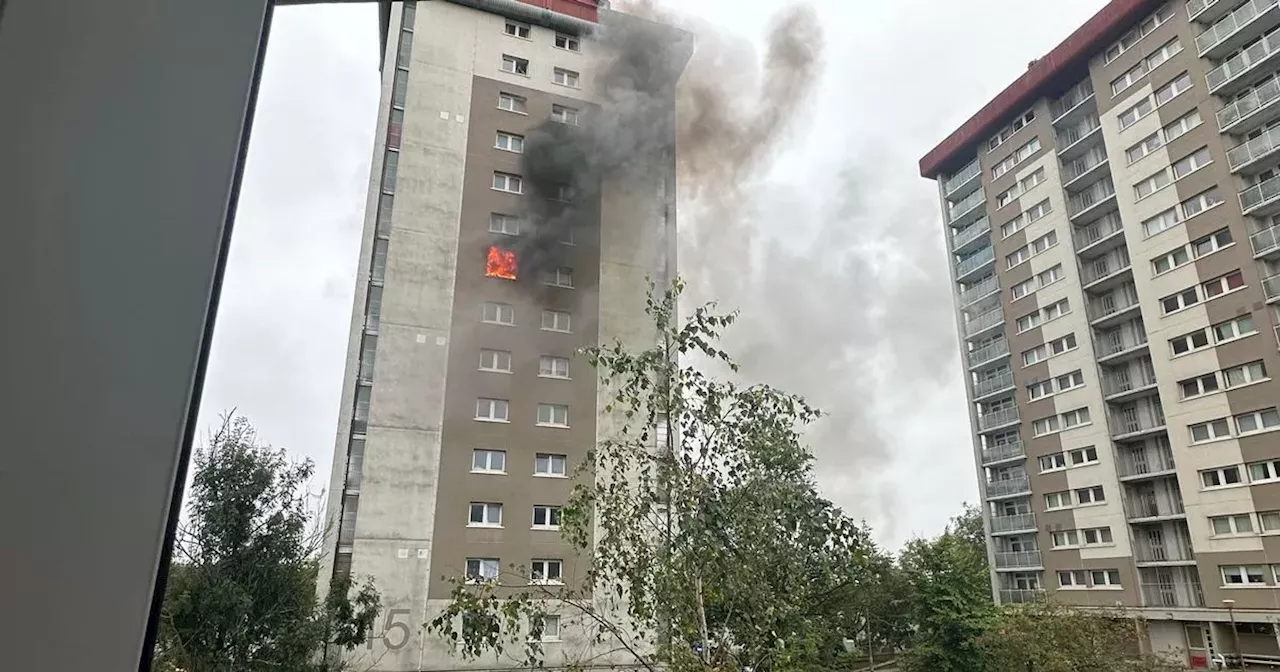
left=979, top=601, right=1183, bottom=672
left=153, top=416, right=381, bottom=672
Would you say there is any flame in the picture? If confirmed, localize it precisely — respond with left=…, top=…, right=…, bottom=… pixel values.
left=486, top=246, right=517, bottom=280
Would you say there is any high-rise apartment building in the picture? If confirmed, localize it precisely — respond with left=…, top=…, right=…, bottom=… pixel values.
left=923, top=0, right=1280, bottom=664
left=318, top=2, right=687, bottom=669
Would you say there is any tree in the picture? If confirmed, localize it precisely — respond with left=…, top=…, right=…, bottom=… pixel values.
left=979, top=601, right=1182, bottom=672
left=426, top=280, right=882, bottom=672
left=153, top=416, right=381, bottom=672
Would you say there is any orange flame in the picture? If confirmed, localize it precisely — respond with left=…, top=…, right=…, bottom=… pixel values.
left=486, top=246, right=517, bottom=280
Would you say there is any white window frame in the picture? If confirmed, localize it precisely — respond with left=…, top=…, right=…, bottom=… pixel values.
left=1001, top=214, right=1025, bottom=239
left=536, top=614, right=562, bottom=641
left=1171, top=146, right=1212, bottom=180
left=1151, top=245, right=1190, bottom=276
left=1103, top=3, right=1173, bottom=64
left=1222, top=565, right=1266, bottom=586
left=1210, top=514, right=1254, bottom=536
left=539, top=355, right=571, bottom=379
left=492, top=171, right=523, bottom=194
left=1160, top=286, right=1200, bottom=315
left=1126, top=132, right=1163, bottom=164
left=1248, top=460, right=1280, bottom=484
left=1154, top=71, right=1191, bottom=106
left=1082, top=527, right=1113, bottom=546
left=1163, top=108, right=1202, bottom=141
left=1142, top=207, right=1182, bottom=238
left=1191, top=228, right=1233, bottom=260
left=1179, top=372, right=1220, bottom=399
left=1260, top=511, right=1280, bottom=533
left=501, top=54, right=529, bottom=75
left=1058, top=569, right=1088, bottom=588
left=472, top=449, right=507, bottom=474
left=1225, top=361, right=1268, bottom=389
left=530, top=559, right=564, bottom=585
left=1170, top=328, right=1210, bottom=356
left=475, top=398, right=510, bottom=423
left=551, top=104, right=579, bottom=125
left=1043, top=299, right=1070, bottom=322
left=1045, top=492, right=1072, bottom=511
left=1202, top=270, right=1246, bottom=299
left=1021, top=168, right=1047, bottom=192
left=1016, top=311, right=1042, bottom=334
left=987, top=109, right=1036, bottom=153
left=1039, top=452, right=1067, bottom=472
left=1062, top=407, right=1091, bottom=429
left=1075, top=485, right=1105, bottom=505
left=498, top=92, right=528, bottom=114
left=1201, top=465, right=1244, bottom=489
left=479, top=349, right=513, bottom=373
left=1180, top=187, right=1224, bottom=218
left=1214, top=315, right=1256, bottom=343
left=489, top=212, right=521, bottom=236
left=532, top=505, right=562, bottom=529
left=1235, top=408, right=1280, bottom=436
left=468, top=502, right=503, bottom=527
left=466, top=557, right=501, bottom=582
left=1010, top=278, right=1034, bottom=300
left=543, top=266, right=574, bottom=289
left=537, top=403, right=569, bottom=428
left=504, top=20, right=531, bottom=39
left=1026, top=198, right=1052, bottom=223
left=1049, top=333, right=1078, bottom=356
left=495, top=131, right=524, bottom=153
left=552, top=67, right=580, bottom=88
left=1091, top=569, right=1123, bottom=588
left=1119, top=97, right=1155, bottom=130
left=1134, top=168, right=1172, bottom=200
left=1190, top=418, right=1232, bottom=444
left=554, top=33, right=580, bottom=52
left=534, top=452, right=568, bottom=477
left=541, top=309, right=572, bottom=333
left=1051, top=529, right=1079, bottom=548
left=1068, top=446, right=1098, bottom=466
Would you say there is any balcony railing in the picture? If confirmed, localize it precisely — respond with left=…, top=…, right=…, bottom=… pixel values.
left=960, top=275, right=1000, bottom=306
left=1219, top=77, right=1280, bottom=131
left=1196, top=0, right=1280, bottom=56
left=1102, top=363, right=1158, bottom=398
left=1117, top=447, right=1176, bottom=479
left=1109, top=403, right=1166, bottom=437
left=974, top=370, right=1015, bottom=398
left=952, top=216, right=991, bottom=251
left=987, top=476, right=1031, bottom=498
left=1056, top=114, right=1102, bottom=151
left=1051, top=79, right=1095, bottom=122
left=1264, top=273, right=1280, bottom=300
left=1062, top=146, right=1110, bottom=184
left=1097, top=324, right=1149, bottom=359
left=969, top=340, right=1010, bottom=368
left=1074, top=211, right=1125, bottom=253
left=956, top=247, right=995, bottom=279
left=1135, top=543, right=1196, bottom=564
left=1252, top=223, right=1280, bottom=256
left=994, top=550, right=1042, bottom=569
left=1088, top=283, right=1141, bottom=323
left=945, top=158, right=982, bottom=198
left=949, top=189, right=987, bottom=225
left=1000, top=589, right=1046, bottom=604
left=1240, top=174, right=1280, bottom=214
left=1188, top=0, right=1224, bottom=22
left=1126, top=494, right=1184, bottom=520
left=1068, top=177, right=1116, bottom=218
left=1206, top=29, right=1280, bottom=94
left=1081, top=248, right=1131, bottom=286
left=981, top=441, right=1025, bottom=465
left=990, top=513, right=1036, bottom=534
left=965, top=307, right=1003, bottom=337
left=1228, top=122, right=1280, bottom=170
left=979, top=407, right=1020, bottom=431
left=1140, top=581, right=1205, bottom=608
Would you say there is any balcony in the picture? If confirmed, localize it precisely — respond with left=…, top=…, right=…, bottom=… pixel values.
left=1135, top=543, right=1197, bottom=565
left=945, top=157, right=982, bottom=201
left=1088, top=283, right=1142, bottom=327
left=1189, top=0, right=1231, bottom=24
left=1126, top=493, right=1185, bottom=521
left=1241, top=174, right=1280, bottom=215
left=1056, top=115, right=1103, bottom=161
left=1196, top=0, right=1280, bottom=59
left=1051, top=79, right=1096, bottom=126
left=1109, top=398, right=1166, bottom=440
left=1206, top=29, right=1280, bottom=96
left=1219, top=76, right=1280, bottom=133
left=1140, top=567, right=1205, bottom=608
left=981, top=441, right=1025, bottom=466
left=1068, top=177, right=1117, bottom=223
left=1080, top=247, right=1132, bottom=293
left=1096, top=320, right=1150, bottom=363
left=973, top=369, right=1015, bottom=399
left=1074, top=211, right=1126, bottom=259
left=1061, top=146, right=1111, bottom=192
left=1228, top=123, right=1280, bottom=172
left=956, top=246, right=996, bottom=282
left=999, top=589, right=1046, bottom=604
left=959, top=274, right=1000, bottom=308
left=1101, top=359, right=1159, bottom=401
left=1252, top=223, right=1280, bottom=258
left=964, top=306, right=1004, bottom=338
left=949, top=189, right=987, bottom=228
left=990, top=513, right=1036, bottom=535
left=979, top=407, right=1020, bottom=432
left=1264, top=273, right=1280, bottom=302
left=986, top=476, right=1031, bottom=499
left=1117, top=440, right=1177, bottom=481
left=952, top=216, right=991, bottom=255
left=994, top=550, right=1043, bottom=570
left=968, top=340, right=1011, bottom=370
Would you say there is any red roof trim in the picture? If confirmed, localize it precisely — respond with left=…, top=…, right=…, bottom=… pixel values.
left=918, top=0, right=1164, bottom=178
left=515, top=0, right=600, bottom=23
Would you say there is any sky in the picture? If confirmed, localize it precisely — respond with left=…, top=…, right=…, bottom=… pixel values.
left=195, top=0, right=1112, bottom=549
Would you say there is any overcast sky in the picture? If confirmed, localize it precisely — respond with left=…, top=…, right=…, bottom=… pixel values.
left=195, top=0, right=1112, bottom=549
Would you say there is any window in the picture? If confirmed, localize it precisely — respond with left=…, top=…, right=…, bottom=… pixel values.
left=1192, top=228, right=1233, bottom=259
left=1069, top=446, right=1098, bottom=466
left=1126, top=133, right=1163, bottom=164
left=1160, top=287, right=1199, bottom=314
left=466, top=558, right=500, bottom=582
left=1045, top=490, right=1071, bottom=510
left=1075, top=485, right=1105, bottom=504
left=495, top=131, right=524, bottom=153
left=1236, top=408, right=1280, bottom=435
left=472, top=449, right=506, bottom=474
left=1146, top=38, right=1181, bottom=69
left=1057, top=370, right=1085, bottom=391
left=1170, top=328, right=1210, bottom=355
left=1211, top=514, right=1254, bottom=536
left=479, top=349, right=513, bottom=373
left=1037, top=265, right=1064, bottom=287
left=489, top=213, right=521, bottom=236
left=1163, top=109, right=1202, bottom=141
left=498, top=92, right=528, bottom=114
left=544, top=267, right=574, bottom=288
left=1058, top=570, right=1088, bottom=587
left=539, top=355, right=570, bottom=379
left=532, top=505, right=562, bottom=529
left=1028, top=380, right=1054, bottom=401
left=1050, top=333, right=1078, bottom=355
left=535, top=453, right=567, bottom=476
left=1042, top=300, right=1070, bottom=324
left=504, top=20, right=531, bottom=38
left=501, top=54, right=529, bottom=75
left=551, top=104, right=579, bottom=125
left=1226, top=361, right=1268, bottom=388
left=537, top=403, right=569, bottom=427
left=1190, top=418, right=1232, bottom=443
left=1222, top=565, right=1266, bottom=585
left=1104, top=3, right=1173, bottom=64
left=1171, top=147, right=1212, bottom=179
left=1214, top=315, right=1256, bottom=342
left=482, top=302, right=515, bottom=325
left=996, top=185, right=1017, bottom=209
left=1039, top=453, right=1067, bottom=472
left=992, top=137, right=1041, bottom=178
left=1261, top=511, right=1280, bottom=532
left=1023, top=345, right=1047, bottom=367
left=1112, top=61, right=1148, bottom=96
left=493, top=171, right=523, bottom=193
left=541, top=309, right=571, bottom=332
left=535, top=614, right=561, bottom=641
left=1033, top=415, right=1061, bottom=437
left=555, top=33, right=580, bottom=52
left=1092, top=569, right=1123, bottom=587
left=475, top=398, right=510, bottom=422
left=1062, top=407, right=1091, bottom=429
left=1051, top=529, right=1079, bottom=547
left=1031, top=230, right=1057, bottom=253
left=1134, top=168, right=1171, bottom=200
left=1026, top=199, right=1052, bottom=223
left=987, top=109, right=1036, bottom=152
left=1011, top=278, right=1034, bottom=300
left=1154, top=72, right=1191, bottom=106
left=1017, top=312, right=1042, bottom=334
left=1119, top=98, right=1154, bottom=130
left=1021, top=168, right=1047, bottom=191
left=469, top=502, right=503, bottom=527
left=1007, top=246, right=1030, bottom=269
left=1202, top=466, right=1244, bottom=488
left=1001, top=214, right=1025, bottom=238
left=553, top=67, right=580, bottom=88
left=1180, top=373, right=1220, bottom=399
left=1202, top=270, right=1245, bottom=299
left=1083, top=527, right=1113, bottom=545
left=1249, top=459, right=1280, bottom=483
left=530, top=559, right=563, bottom=584
left=1143, top=208, right=1182, bottom=238
left=1181, top=187, right=1223, bottom=218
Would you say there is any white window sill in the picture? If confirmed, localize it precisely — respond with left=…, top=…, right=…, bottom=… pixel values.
left=1210, top=532, right=1257, bottom=540
left=474, top=417, right=511, bottom=424
left=480, top=320, right=516, bottom=327
left=1075, top=501, right=1106, bottom=508
left=531, top=637, right=563, bottom=644
left=1190, top=436, right=1234, bottom=447
left=1040, top=467, right=1067, bottom=475
left=553, top=46, right=581, bottom=54
left=1221, top=583, right=1269, bottom=589
left=501, top=69, right=531, bottom=78
left=553, top=82, right=581, bottom=90
left=498, top=107, right=530, bottom=116
left=536, top=422, right=571, bottom=429
left=1058, top=586, right=1088, bottom=591
left=531, top=525, right=562, bottom=531
left=544, top=283, right=575, bottom=290
left=470, top=469, right=507, bottom=475
left=533, top=473, right=568, bottom=479
left=1251, top=477, right=1280, bottom=486
left=1134, top=181, right=1175, bottom=204
left=1045, top=506, right=1072, bottom=512
left=541, top=328, right=572, bottom=334
left=1239, top=426, right=1280, bottom=439
left=491, top=187, right=523, bottom=195
left=1062, top=421, right=1093, bottom=432
left=467, top=523, right=504, bottom=529
left=1201, top=483, right=1248, bottom=493
left=538, top=374, right=571, bottom=381
left=528, top=580, right=565, bottom=586
left=479, top=368, right=514, bottom=374
left=1182, top=388, right=1227, bottom=402
left=1226, top=377, right=1271, bottom=393
left=1083, top=542, right=1117, bottom=549
left=494, top=146, right=523, bottom=154
left=1091, top=585, right=1124, bottom=591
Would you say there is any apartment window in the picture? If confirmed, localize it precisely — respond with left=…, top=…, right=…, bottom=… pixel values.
left=996, top=185, right=1017, bottom=209
left=1226, top=362, right=1268, bottom=388
left=479, top=349, right=513, bottom=373
left=1007, top=246, right=1030, bottom=269
left=1134, top=168, right=1171, bottom=200
left=1092, top=570, right=1123, bottom=588
left=495, top=131, right=524, bottom=153
left=1249, top=459, right=1280, bottom=483
left=472, top=449, right=506, bottom=474
left=536, top=615, right=561, bottom=641
left=1215, top=315, right=1256, bottom=343
left=1180, top=186, right=1223, bottom=218
left=482, top=301, right=515, bottom=325
left=1037, top=265, right=1064, bottom=288
left=1119, top=97, right=1154, bottom=130
left=1147, top=37, right=1182, bottom=69
left=1045, top=490, right=1071, bottom=509
left=1023, top=345, right=1048, bottom=367
left=501, top=54, right=529, bottom=75
left=1211, top=514, right=1253, bottom=536
left=1171, top=147, right=1212, bottom=180
left=1261, top=511, right=1280, bottom=532
left=1202, top=466, right=1244, bottom=489
left=1152, top=245, right=1190, bottom=275
left=1031, top=230, right=1057, bottom=253
left=1104, top=3, right=1173, bottom=64
left=1028, top=380, right=1054, bottom=401
left=1068, top=446, right=1098, bottom=466
left=554, top=33, right=580, bottom=52
left=465, top=558, right=500, bottom=582
left=1011, top=278, right=1034, bottom=300
left=493, top=171, right=523, bottom=193
left=1202, top=270, right=1245, bottom=299
left=992, top=137, right=1041, bottom=179
left=539, top=355, right=570, bottom=379
left=1190, top=418, right=1232, bottom=443
left=1142, top=208, right=1182, bottom=238
left=1163, top=109, right=1202, bottom=141
left=1001, top=215, right=1025, bottom=238
left=1057, top=370, right=1085, bottom=392
left=468, top=502, right=503, bottom=527
left=1058, top=570, right=1088, bottom=588
left=1236, top=408, right=1280, bottom=435
left=543, top=267, right=574, bottom=288
left=551, top=104, right=579, bottom=125
left=1170, top=329, right=1210, bottom=355
left=1082, top=527, right=1113, bottom=545
left=537, top=403, right=569, bottom=427
left=535, top=452, right=567, bottom=477
left=1039, top=453, right=1067, bottom=472
left=475, top=398, right=510, bottom=422
left=1033, top=416, right=1061, bottom=437
left=1062, top=407, right=1091, bottom=429
left=1021, top=168, right=1047, bottom=191
left=1075, top=485, right=1104, bottom=504
left=1017, top=311, right=1042, bottom=334
left=1154, top=72, right=1191, bottom=105
left=532, top=505, right=562, bottom=529
left=1180, top=372, right=1220, bottom=399
left=1126, top=133, right=1163, bottom=164
left=489, top=213, right=521, bottom=236
left=1192, top=229, right=1233, bottom=259
left=1160, top=287, right=1199, bottom=315
left=541, top=309, right=571, bottom=332
left=504, top=20, right=531, bottom=39
left=498, top=92, right=528, bottom=114
left=1222, top=565, right=1266, bottom=585
left=553, top=67, right=580, bottom=88
left=1112, top=61, right=1148, bottom=96
left=987, top=109, right=1036, bottom=152
left=1051, top=529, right=1079, bottom=547
left=1050, top=333, right=1078, bottom=355
left=1026, top=199, right=1052, bottom=223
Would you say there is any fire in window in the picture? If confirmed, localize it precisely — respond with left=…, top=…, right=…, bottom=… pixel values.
left=486, top=246, right=517, bottom=280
